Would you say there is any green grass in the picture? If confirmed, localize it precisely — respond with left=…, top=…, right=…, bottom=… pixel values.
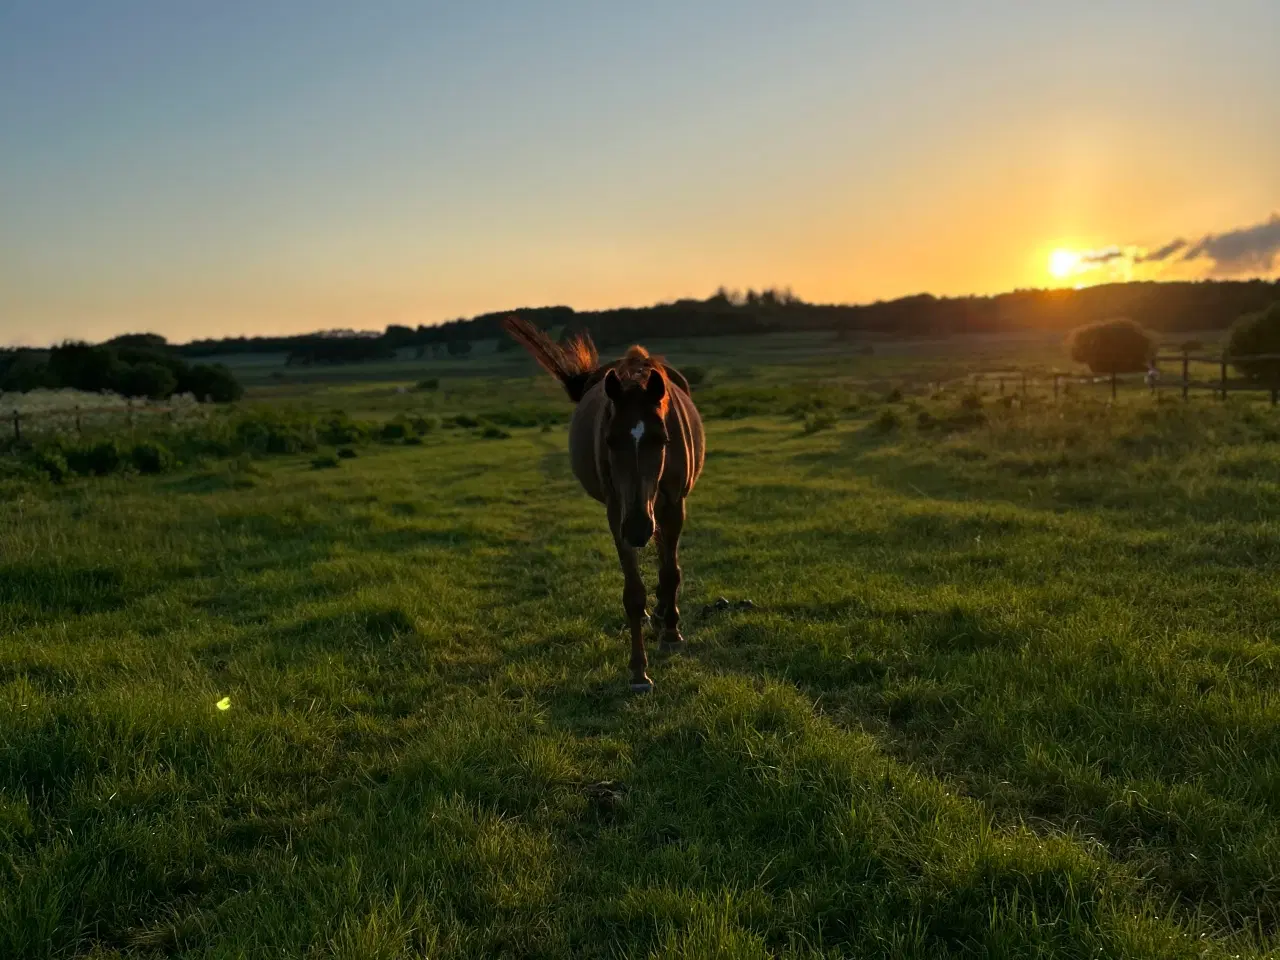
left=2, top=341, right=1279, bottom=958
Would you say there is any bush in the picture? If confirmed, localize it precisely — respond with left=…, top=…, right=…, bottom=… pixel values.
left=317, top=412, right=368, bottom=445
left=380, top=421, right=407, bottom=441
left=415, top=378, right=440, bottom=391
left=1067, top=318, right=1156, bottom=374
left=480, top=424, right=512, bottom=439
left=311, top=455, right=340, bottom=469
left=32, top=449, right=68, bottom=483
left=181, top=363, right=244, bottom=403
left=410, top=415, right=440, bottom=434
left=874, top=409, right=900, bottom=432
left=451, top=414, right=481, bottom=429
left=118, top=362, right=178, bottom=400
left=337, top=447, right=358, bottom=459
left=802, top=412, right=837, bottom=435
left=67, top=439, right=126, bottom=476
left=1228, top=302, right=1280, bottom=384
left=131, top=441, right=173, bottom=474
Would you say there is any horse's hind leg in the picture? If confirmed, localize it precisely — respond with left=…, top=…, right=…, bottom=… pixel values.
left=610, top=506, right=652, bottom=692
left=655, top=497, right=686, bottom=650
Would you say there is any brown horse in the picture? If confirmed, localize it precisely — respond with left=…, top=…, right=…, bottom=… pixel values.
left=502, top=316, right=705, bottom=692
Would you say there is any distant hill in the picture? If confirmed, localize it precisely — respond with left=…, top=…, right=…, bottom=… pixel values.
left=165, top=278, right=1279, bottom=359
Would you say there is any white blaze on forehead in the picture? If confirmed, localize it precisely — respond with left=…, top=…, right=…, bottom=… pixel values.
left=629, top=420, right=645, bottom=449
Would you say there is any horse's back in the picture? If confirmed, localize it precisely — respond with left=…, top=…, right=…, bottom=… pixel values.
left=664, top=382, right=704, bottom=499
left=569, top=384, right=609, bottom=504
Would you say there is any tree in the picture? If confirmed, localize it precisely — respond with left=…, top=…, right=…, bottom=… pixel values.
left=0, top=351, right=54, bottom=392
left=48, top=341, right=123, bottom=392
left=1228, top=301, right=1280, bottom=384
left=117, top=362, right=178, bottom=400
left=1067, top=318, right=1156, bottom=374
left=180, top=363, right=244, bottom=403
left=107, top=332, right=168, bottom=350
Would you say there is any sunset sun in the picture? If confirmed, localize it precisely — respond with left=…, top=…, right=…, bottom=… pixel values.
left=1048, top=248, right=1081, bottom=279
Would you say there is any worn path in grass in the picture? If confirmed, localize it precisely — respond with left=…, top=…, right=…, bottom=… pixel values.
left=2, top=401, right=1278, bottom=958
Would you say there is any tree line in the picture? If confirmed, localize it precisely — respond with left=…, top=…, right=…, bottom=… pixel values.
left=166, top=279, right=1280, bottom=362
left=0, top=334, right=243, bottom=402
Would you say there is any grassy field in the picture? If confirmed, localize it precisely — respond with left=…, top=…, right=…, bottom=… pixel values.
left=2, top=334, right=1279, bottom=958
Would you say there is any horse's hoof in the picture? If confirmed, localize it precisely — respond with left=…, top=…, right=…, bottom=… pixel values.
left=660, top=629, right=686, bottom=650
left=629, top=678, right=654, bottom=694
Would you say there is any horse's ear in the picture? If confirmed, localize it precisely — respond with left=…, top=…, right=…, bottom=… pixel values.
left=604, top=369, right=622, bottom=401
left=645, top=369, right=666, bottom=404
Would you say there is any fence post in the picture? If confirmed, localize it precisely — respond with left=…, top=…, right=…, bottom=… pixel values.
left=1182, top=352, right=1189, bottom=402
left=999, top=378, right=1005, bottom=396
left=1020, top=373, right=1027, bottom=396
left=1110, top=372, right=1117, bottom=400
left=11, top=409, right=18, bottom=443
left=1220, top=358, right=1227, bottom=400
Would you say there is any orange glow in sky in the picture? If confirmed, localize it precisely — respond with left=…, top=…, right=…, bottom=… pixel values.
left=0, top=4, right=1277, bottom=345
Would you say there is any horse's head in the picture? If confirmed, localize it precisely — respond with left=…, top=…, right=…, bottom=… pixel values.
left=604, top=366, right=669, bottom=548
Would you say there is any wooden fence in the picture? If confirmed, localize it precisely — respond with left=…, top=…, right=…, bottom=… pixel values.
left=964, top=352, right=1280, bottom=404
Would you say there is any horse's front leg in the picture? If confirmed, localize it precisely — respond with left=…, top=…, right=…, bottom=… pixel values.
left=655, top=496, right=685, bottom=650
left=609, top=503, right=651, bottom=692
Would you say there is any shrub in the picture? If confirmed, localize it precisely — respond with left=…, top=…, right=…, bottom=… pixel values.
left=117, top=362, right=178, bottom=400
left=180, top=363, right=244, bottom=403
left=131, top=441, right=173, bottom=474
left=380, top=420, right=407, bottom=441
left=874, top=409, right=900, bottom=432
left=410, top=415, right=440, bottom=434
left=415, top=378, right=440, bottom=391
left=337, top=447, right=358, bottom=459
left=480, top=424, right=512, bottom=439
left=802, top=412, right=837, bottom=435
left=235, top=413, right=314, bottom=454
left=1228, top=302, right=1280, bottom=384
left=682, top=366, right=708, bottom=388
left=311, top=455, right=340, bottom=469
left=884, top=388, right=903, bottom=403
left=1067, top=318, right=1156, bottom=374
left=451, top=414, right=480, bottom=429
left=67, top=439, right=126, bottom=476
left=317, top=413, right=368, bottom=445
left=32, top=449, right=68, bottom=483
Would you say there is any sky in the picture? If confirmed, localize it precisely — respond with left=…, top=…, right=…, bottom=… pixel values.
left=1, top=1, right=1278, bottom=346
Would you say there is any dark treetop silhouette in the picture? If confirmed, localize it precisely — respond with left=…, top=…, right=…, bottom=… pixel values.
left=502, top=315, right=705, bottom=693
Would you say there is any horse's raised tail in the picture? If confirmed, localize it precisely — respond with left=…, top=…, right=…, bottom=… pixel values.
left=501, top=315, right=599, bottom=403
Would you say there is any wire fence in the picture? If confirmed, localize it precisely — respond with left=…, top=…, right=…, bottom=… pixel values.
left=4, top=399, right=212, bottom=443
left=947, top=352, right=1280, bottom=405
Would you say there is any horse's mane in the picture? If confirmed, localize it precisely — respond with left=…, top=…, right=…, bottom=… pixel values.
left=501, top=315, right=691, bottom=401
left=588, top=345, right=691, bottom=398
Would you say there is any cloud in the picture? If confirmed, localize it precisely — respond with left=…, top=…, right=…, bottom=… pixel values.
left=1180, top=214, right=1280, bottom=274
left=1080, top=246, right=1126, bottom=264
left=1135, top=238, right=1187, bottom=263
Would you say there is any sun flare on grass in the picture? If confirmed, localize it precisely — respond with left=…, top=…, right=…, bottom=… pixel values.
left=1048, top=248, right=1082, bottom=279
